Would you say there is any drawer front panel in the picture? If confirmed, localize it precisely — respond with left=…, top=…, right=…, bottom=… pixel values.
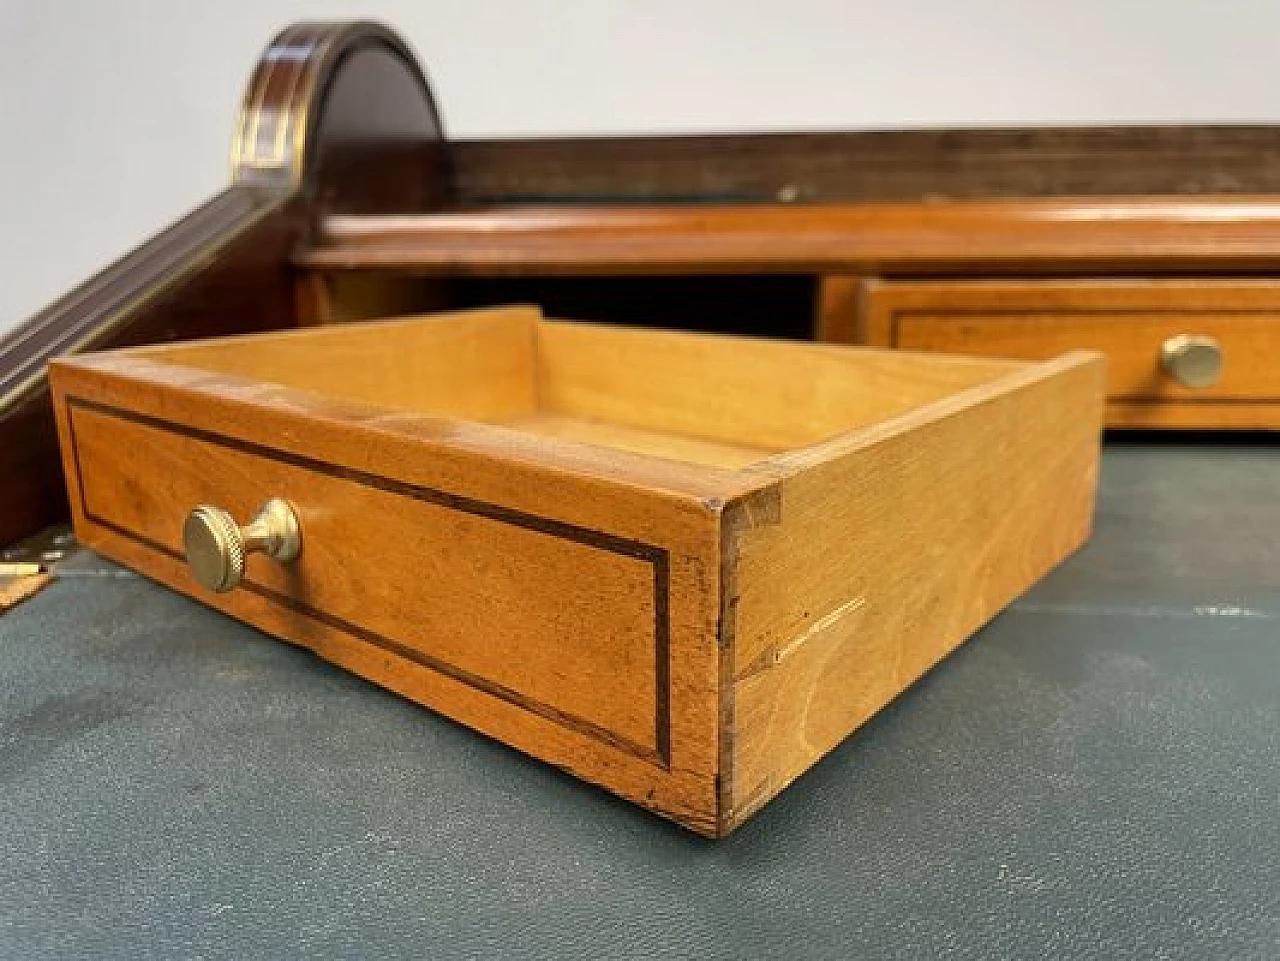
left=897, top=312, right=1277, bottom=400
left=65, top=398, right=667, bottom=763
left=867, top=281, right=1280, bottom=402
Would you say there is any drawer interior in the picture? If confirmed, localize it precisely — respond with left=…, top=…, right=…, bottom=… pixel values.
left=132, top=306, right=1022, bottom=470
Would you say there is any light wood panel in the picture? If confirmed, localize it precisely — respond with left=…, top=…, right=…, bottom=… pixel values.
left=535, top=320, right=1020, bottom=451
left=70, top=401, right=663, bottom=755
left=51, top=347, right=751, bottom=836
left=861, top=279, right=1280, bottom=426
left=138, top=307, right=1020, bottom=455
left=49, top=313, right=1104, bottom=834
left=724, top=352, right=1106, bottom=829
left=499, top=412, right=775, bottom=470
left=134, top=306, right=542, bottom=422
left=898, top=313, right=1279, bottom=400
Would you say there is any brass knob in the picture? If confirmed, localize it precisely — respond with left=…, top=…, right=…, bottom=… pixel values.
left=182, top=498, right=301, bottom=592
left=1160, top=334, right=1222, bottom=388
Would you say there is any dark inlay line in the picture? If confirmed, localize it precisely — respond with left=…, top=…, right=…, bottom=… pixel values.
left=892, top=306, right=1280, bottom=319
left=66, top=396, right=673, bottom=768
left=91, top=517, right=664, bottom=766
left=67, top=396, right=665, bottom=563
left=1108, top=398, right=1280, bottom=406
left=652, top=552, right=671, bottom=765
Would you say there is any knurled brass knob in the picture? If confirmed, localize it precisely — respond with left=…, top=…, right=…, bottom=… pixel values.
left=1160, top=334, right=1222, bottom=388
left=182, top=498, right=301, bottom=593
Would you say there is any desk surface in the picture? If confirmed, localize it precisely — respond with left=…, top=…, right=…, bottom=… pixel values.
left=1, top=442, right=1276, bottom=960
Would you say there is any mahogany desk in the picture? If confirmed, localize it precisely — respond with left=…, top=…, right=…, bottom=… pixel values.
left=13, top=20, right=1280, bottom=546
left=1, top=21, right=1276, bottom=953
left=1, top=439, right=1275, bottom=959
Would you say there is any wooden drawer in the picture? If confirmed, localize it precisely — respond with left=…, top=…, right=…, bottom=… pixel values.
left=49, top=306, right=1104, bottom=835
left=861, top=280, right=1280, bottom=428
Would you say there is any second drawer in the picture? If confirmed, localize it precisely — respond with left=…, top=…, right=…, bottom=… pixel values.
left=862, top=279, right=1280, bottom=403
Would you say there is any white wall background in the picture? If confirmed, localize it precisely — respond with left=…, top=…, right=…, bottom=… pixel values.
left=3, top=0, right=1279, bottom=334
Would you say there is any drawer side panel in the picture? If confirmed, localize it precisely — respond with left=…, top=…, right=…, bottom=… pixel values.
left=727, top=354, right=1105, bottom=828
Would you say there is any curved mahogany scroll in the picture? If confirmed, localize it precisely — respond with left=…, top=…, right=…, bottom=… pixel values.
left=0, top=20, right=448, bottom=545
left=231, top=20, right=449, bottom=213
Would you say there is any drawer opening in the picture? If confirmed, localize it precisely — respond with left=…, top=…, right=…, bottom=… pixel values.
left=127, top=306, right=1022, bottom=471
left=445, top=274, right=818, bottom=341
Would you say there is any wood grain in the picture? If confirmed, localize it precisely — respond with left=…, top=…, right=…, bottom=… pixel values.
left=814, top=274, right=865, bottom=343
left=50, top=323, right=757, bottom=835
left=137, top=306, right=542, bottom=422
left=1105, top=401, right=1280, bottom=429
left=723, top=352, right=1106, bottom=829
left=499, top=412, right=774, bottom=470
left=69, top=400, right=665, bottom=759
left=304, top=198, right=1280, bottom=276
left=18, top=24, right=1280, bottom=550
left=862, top=279, right=1280, bottom=426
left=49, top=312, right=1104, bottom=834
left=535, top=320, right=1020, bottom=451
left=231, top=22, right=447, bottom=214
left=452, top=127, right=1280, bottom=205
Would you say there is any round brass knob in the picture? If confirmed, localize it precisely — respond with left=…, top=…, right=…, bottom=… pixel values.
left=1160, top=334, right=1222, bottom=388
left=182, top=498, right=301, bottom=592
